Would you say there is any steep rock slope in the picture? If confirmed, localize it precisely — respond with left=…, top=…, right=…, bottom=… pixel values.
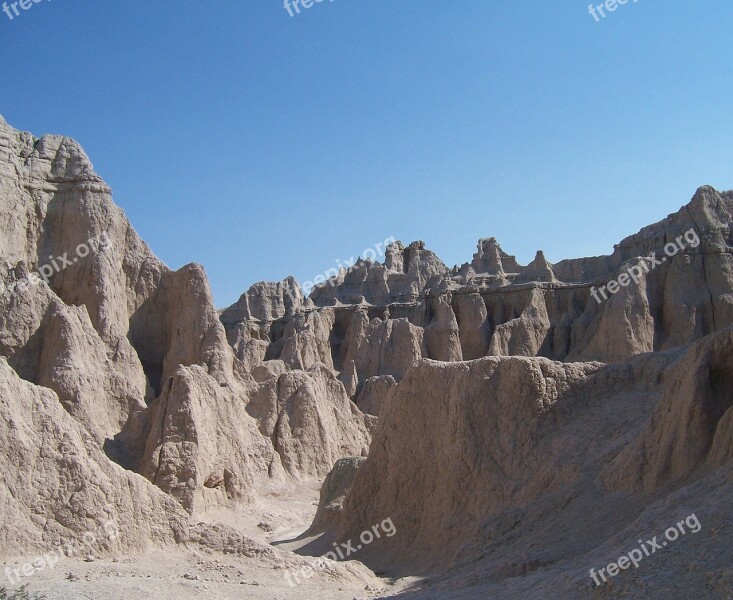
left=2, top=115, right=732, bottom=599
left=0, top=115, right=232, bottom=438
left=0, top=117, right=372, bottom=542
left=222, top=186, right=733, bottom=401
left=0, top=358, right=188, bottom=557
left=313, top=329, right=733, bottom=597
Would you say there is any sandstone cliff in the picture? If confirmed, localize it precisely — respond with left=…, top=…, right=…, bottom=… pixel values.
left=1, top=115, right=732, bottom=599
left=221, top=184, right=733, bottom=410
left=0, top=117, right=372, bottom=549
left=313, top=330, right=733, bottom=597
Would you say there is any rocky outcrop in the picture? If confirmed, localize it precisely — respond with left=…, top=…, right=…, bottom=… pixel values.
left=488, top=288, right=551, bottom=357
left=220, top=278, right=303, bottom=370
left=326, top=355, right=607, bottom=569
left=247, top=363, right=374, bottom=479
left=222, top=186, right=733, bottom=374
left=139, top=366, right=277, bottom=515
left=2, top=115, right=733, bottom=600
left=0, top=117, right=234, bottom=409
left=279, top=309, right=336, bottom=370
left=514, top=250, right=557, bottom=284
left=354, top=374, right=397, bottom=416
left=309, top=456, right=367, bottom=531
left=424, top=295, right=463, bottom=362
left=453, top=292, right=490, bottom=359
left=345, top=315, right=425, bottom=383
left=224, top=322, right=269, bottom=371
left=470, top=237, right=520, bottom=277
left=125, top=357, right=374, bottom=516
left=0, top=358, right=188, bottom=557
left=307, top=240, right=448, bottom=307
left=324, top=330, right=731, bottom=580
left=221, top=277, right=303, bottom=325
left=569, top=256, right=656, bottom=362
left=603, top=328, right=733, bottom=492
left=0, top=118, right=374, bottom=548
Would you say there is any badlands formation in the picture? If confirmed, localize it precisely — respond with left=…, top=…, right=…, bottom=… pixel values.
left=0, top=115, right=731, bottom=599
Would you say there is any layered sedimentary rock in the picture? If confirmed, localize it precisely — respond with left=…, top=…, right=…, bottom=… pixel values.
left=220, top=278, right=303, bottom=370
left=424, top=295, right=463, bottom=362
left=139, top=366, right=275, bottom=514
left=487, top=288, right=552, bottom=357
left=2, top=115, right=733, bottom=599
left=603, top=328, right=733, bottom=492
left=221, top=186, right=733, bottom=407
left=322, top=330, right=733, bottom=594
left=0, top=117, right=372, bottom=547
left=136, top=361, right=370, bottom=515
left=308, top=240, right=449, bottom=306
left=0, top=358, right=188, bottom=557
left=0, top=116, right=231, bottom=428
left=246, top=363, right=374, bottom=479
left=452, top=291, right=490, bottom=359
left=355, top=374, right=397, bottom=416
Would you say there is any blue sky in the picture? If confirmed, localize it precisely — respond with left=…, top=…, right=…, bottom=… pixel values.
left=1, top=1, right=732, bottom=307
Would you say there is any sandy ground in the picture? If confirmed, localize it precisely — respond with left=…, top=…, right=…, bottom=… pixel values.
left=5, top=473, right=731, bottom=599
left=1, top=549, right=390, bottom=600
left=1, top=478, right=416, bottom=600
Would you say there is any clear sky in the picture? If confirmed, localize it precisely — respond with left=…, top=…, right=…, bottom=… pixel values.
left=1, top=1, right=732, bottom=307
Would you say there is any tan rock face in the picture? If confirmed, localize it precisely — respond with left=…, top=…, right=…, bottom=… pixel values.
left=247, top=364, right=373, bottom=479
left=328, top=355, right=606, bottom=569
left=0, top=358, right=188, bottom=557
left=0, top=118, right=233, bottom=409
left=221, top=277, right=303, bottom=325
left=514, top=250, right=557, bottom=284
left=222, top=186, right=733, bottom=378
left=37, top=302, right=148, bottom=442
left=279, top=309, right=336, bottom=370
left=355, top=374, right=397, bottom=416
left=488, top=288, right=551, bottom=357
left=327, top=331, right=733, bottom=579
left=424, top=295, right=463, bottom=362
left=309, top=456, right=367, bottom=532
left=471, top=237, right=520, bottom=276
left=139, top=366, right=276, bottom=515
left=453, top=292, right=490, bottom=359
left=0, top=118, right=374, bottom=543
left=603, top=328, right=733, bottom=492
left=306, top=240, right=449, bottom=307
left=346, top=316, right=425, bottom=383
left=2, top=116, right=733, bottom=599
left=569, top=256, right=656, bottom=362
left=220, top=277, right=303, bottom=370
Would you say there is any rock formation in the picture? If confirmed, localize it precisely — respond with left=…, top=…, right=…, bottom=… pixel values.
left=1, top=115, right=732, bottom=599
left=319, top=332, right=733, bottom=597
left=221, top=186, right=733, bottom=405
left=0, top=357, right=188, bottom=557
left=0, top=116, right=372, bottom=542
